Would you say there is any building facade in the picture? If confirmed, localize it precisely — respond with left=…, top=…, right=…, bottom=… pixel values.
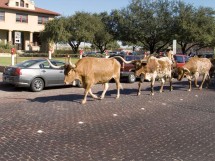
left=0, top=0, right=60, bottom=51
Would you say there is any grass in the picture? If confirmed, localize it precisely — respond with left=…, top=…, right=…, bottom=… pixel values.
left=0, top=56, right=79, bottom=66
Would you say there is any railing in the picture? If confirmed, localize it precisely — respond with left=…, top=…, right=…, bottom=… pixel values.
left=0, top=53, right=80, bottom=72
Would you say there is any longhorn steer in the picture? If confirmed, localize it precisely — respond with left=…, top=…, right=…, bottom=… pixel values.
left=47, top=57, right=122, bottom=104
left=116, top=56, right=173, bottom=95
left=177, top=57, right=212, bottom=91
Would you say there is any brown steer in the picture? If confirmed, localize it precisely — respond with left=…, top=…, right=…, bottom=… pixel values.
left=177, top=57, right=212, bottom=91
left=116, top=56, right=173, bottom=95
left=47, top=57, right=122, bottom=104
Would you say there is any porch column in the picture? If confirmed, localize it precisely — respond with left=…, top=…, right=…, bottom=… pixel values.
left=8, top=30, right=12, bottom=44
left=30, top=32, right=33, bottom=43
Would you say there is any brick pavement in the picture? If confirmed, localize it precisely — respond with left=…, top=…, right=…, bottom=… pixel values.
left=0, top=80, right=215, bottom=161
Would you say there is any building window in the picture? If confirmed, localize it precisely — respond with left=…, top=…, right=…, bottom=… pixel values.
left=0, top=11, right=5, bottom=21
left=16, top=14, right=28, bottom=23
left=38, top=16, right=49, bottom=24
left=16, top=2, right=19, bottom=6
left=20, top=0, right=24, bottom=7
left=26, top=3, right=29, bottom=8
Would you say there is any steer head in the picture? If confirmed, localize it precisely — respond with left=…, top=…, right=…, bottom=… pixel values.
left=132, top=60, right=147, bottom=77
left=64, top=57, right=77, bottom=85
left=177, top=67, right=190, bottom=81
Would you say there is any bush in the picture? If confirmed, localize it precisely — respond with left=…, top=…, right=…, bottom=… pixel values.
left=0, top=41, right=14, bottom=53
left=19, top=52, right=80, bottom=58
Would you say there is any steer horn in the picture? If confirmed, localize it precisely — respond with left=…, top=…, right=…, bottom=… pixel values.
left=178, top=67, right=190, bottom=81
left=113, top=56, right=135, bottom=64
left=46, top=58, right=62, bottom=69
left=68, top=57, right=76, bottom=68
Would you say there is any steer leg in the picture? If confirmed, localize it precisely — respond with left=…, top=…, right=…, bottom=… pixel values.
left=205, top=73, right=211, bottom=88
left=194, top=73, right=200, bottom=88
left=159, top=78, right=165, bottom=93
left=115, top=78, right=121, bottom=99
left=151, top=78, right=155, bottom=95
left=199, top=73, right=208, bottom=90
left=137, top=74, right=144, bottom=96
left=137, top=81, right=142, bottom=96
left=169, top=76, right=173, bottom=91
left=188, top=78, right=192, bottom=91
left=89, top=89, right=98, bottom=99
left=82, top=85, right=92, bottom=104
left=100, top=83, right=109, bottom=99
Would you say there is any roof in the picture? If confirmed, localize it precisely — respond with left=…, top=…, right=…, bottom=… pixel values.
left=0, top=0, right=60, bottom=16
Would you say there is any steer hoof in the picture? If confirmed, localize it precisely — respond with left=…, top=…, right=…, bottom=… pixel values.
left=188, top=89, right=191, bottom=92
left=115, top=95, right=120, bottom=99
left=93, top=95, right=99, bottom=99
left=99, top=96, right=104, bottom=100
left=150, top=93, right=155, bottom=96
left=81, top=100, right=86, bottom=104
left=137, top=92, right=141, bottom=96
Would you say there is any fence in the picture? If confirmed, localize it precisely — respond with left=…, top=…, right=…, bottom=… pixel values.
left=0, top=53, right=81, bottom=72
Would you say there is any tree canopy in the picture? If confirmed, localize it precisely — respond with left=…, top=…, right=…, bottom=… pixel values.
left=41, top=0, right=215, bottom=55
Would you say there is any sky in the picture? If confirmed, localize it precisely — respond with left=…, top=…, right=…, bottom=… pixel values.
left=33, top=0, right=215, bottom=16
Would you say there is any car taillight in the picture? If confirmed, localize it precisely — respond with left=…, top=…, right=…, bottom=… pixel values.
left=14, top=68, right=22, bottom=76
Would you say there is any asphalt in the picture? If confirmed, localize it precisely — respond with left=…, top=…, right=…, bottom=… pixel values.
left=0, top=78, right=215, bottom=161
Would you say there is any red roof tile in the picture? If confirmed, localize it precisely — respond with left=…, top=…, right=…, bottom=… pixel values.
left=0, top=0, right=60, bottom=16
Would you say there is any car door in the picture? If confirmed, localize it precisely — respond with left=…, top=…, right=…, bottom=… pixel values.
left=39, top=61, right=64, bottom=86
left=50, top=61, right=65, bottom=84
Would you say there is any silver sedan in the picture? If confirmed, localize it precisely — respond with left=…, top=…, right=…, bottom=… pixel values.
left=3, top=58, right=81, bottom=92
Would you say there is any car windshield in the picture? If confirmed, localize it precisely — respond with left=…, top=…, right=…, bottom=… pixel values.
left=175, top=56, right=184, bottom=63
left=14, top=59, right=42, bottom=68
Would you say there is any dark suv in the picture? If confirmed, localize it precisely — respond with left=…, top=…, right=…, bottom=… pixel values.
left=110, top=54, right=145, bottom=83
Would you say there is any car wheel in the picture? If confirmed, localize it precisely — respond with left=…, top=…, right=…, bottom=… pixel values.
left=30, top=78, right=44, bottom=92
left=76, top=79, right=83, bottom=88
left=128, top=73, right=136, bottom=83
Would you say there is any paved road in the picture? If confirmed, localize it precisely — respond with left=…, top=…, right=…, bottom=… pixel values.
left=0, top=79, right=215, bottom=161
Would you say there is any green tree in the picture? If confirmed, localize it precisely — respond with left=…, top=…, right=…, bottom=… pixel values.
left=65, top=12, right=103, bottom=54
left=174, top=2, right=215, bottom=54
left=90, top=13, right=116, bottom=53
left=107, top=0, right=176, bottom=54
left=40, top=17, right=67, bottom=49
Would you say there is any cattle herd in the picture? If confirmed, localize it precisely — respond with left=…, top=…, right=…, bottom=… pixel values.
left=47, top=54, right=214, bottom=104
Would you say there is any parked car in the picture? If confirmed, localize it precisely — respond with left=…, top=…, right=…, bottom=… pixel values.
left=110, top=54, right=145, bottom=83
left=83, top=51, right=97, bottom=57
left=174, top=54, right=189, bottom=68
left=197, top=53, right=214, bottom=59
left=172, top=54, right=190, bottom=78
left=3, top=58, right=81, bottom=92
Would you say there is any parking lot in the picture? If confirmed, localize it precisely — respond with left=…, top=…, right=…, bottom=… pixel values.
left=0, top=76, right=215, bottom=161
